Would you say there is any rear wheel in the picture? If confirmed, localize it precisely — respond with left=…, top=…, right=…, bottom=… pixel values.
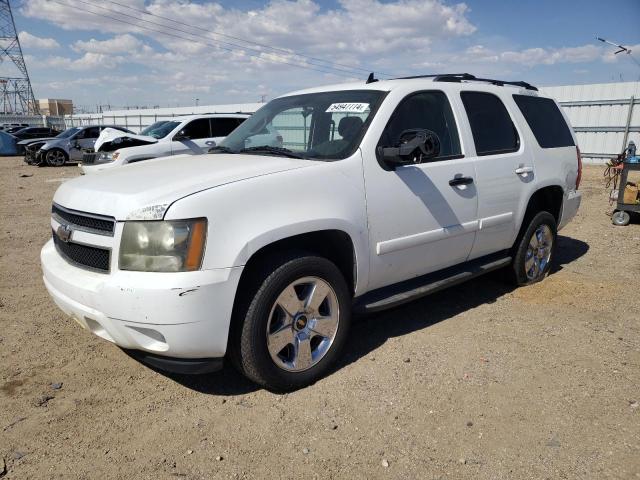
left=510, top=211, right=557, bottom=286
left=231, top=254, right=351, bottom=391
left=45, top=149, right=68, bottom=167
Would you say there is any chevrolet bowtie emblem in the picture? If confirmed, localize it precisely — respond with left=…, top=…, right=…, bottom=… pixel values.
left=56, top=224, right=73, bottom=243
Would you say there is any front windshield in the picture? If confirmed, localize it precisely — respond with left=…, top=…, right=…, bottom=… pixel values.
left=57, top=127, right=80, bottom=138
left=219, top=90, right=386, bottom=160
left=140, top=121, right=179, bottom=139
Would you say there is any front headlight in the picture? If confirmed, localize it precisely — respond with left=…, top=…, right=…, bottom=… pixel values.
left=94, top=151, right=115, bottom=164
left=119, top=219, right=207, bottom=272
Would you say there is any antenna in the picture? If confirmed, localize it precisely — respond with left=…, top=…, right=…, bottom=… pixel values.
left=597, top=36, right=640, bottom=68
left=0, top=0, right=38, bottom=114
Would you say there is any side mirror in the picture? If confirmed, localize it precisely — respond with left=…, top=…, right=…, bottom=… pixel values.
left=378, top=129, right=441, bottom=169
left=173, top=130, right=190, bottom=141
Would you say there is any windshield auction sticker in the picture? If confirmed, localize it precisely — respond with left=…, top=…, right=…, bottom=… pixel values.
left=325, top=103, right=370, bottom=113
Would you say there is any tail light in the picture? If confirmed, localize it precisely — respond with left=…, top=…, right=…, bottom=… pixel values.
left=575, top=146, right=582, bottom=190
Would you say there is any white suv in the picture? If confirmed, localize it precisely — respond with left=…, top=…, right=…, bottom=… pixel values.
left=42, top=74, right=581, bottom=391
left=80, top=113, right=249, bottom=174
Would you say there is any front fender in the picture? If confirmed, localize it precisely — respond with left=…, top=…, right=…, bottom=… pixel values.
left=164, top=153, right=371, bottom=294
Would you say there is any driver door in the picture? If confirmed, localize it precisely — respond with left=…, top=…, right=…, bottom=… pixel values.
left=362, top=91, right=479, bottom=290
left=171, top=118, right=215, bottom=155
left=71, top=126, right=100, bottom=161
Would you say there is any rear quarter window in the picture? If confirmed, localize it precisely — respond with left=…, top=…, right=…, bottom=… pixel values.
left=513, top=95, right=575, bottom=148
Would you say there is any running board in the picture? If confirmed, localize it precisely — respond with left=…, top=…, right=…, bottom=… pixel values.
left=353, top=253, right=511, bottom=314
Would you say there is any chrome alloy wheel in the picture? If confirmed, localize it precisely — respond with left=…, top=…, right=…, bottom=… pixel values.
left=266, top=276, right=339, bottom=372
left=46, top=150, right=66, bottom=166
left=525, top=224, right=553, bottom=280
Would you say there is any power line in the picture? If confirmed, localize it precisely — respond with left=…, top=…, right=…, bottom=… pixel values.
left=50, top=0, right=376, bottom=79
left=103, top=0, right=392, bottom=78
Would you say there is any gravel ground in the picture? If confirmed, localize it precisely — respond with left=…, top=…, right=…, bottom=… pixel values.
left=0, top=156, right=639, bottom=480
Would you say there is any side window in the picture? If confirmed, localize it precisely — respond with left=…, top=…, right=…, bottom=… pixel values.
left=180, top=119, right=211, bottom=140
left=460, top=92, right=519, bottom=156
left=513, top=95, right=574, bottom=148
left=210, top=118, right=242, bottom=137
left=378, top=91, right=462, bottom=160
left=81, top=127, right=100, bottom=139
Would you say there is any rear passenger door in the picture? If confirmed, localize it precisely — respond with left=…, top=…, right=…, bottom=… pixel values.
left=461, top=91, right=533, bottom=260
left=211, top=117, right=244, bottom=145
left=171, top=118, right=214, bottom=155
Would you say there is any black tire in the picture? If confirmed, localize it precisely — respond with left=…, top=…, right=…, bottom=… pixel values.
left=230, top=253, right=351, bottom=392
left=45, top=149, right=68, bottom=167
left=612, top=210, right=631, bottom=227
left=510, top=211, right=557, bottom=286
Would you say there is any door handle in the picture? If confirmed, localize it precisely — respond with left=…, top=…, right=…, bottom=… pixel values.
left=515, top=166, right=534, bottom=175
left=449, top=176, right=474, bottom=187
left=205, top=141, right=216, bottom=146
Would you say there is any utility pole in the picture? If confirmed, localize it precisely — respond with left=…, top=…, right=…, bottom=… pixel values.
left=0, top=0, right=38, bottom=114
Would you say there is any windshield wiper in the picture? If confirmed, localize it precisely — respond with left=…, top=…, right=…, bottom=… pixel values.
left=239, top=145, right=306, bottom=159
left=208, top=145, right=237, bottom=154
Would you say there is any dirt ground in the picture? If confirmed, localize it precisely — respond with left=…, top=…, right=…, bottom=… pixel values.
left=0, top=156, right=639, bottom=480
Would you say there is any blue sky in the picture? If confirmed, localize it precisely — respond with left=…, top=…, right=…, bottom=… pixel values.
left=5, top=0, right=639, bottom=111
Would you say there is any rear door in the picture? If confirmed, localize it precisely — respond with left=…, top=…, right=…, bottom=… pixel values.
left=460, top=91, right=534, bottom=259
left=171, top=118, right=213, bottom=155
left=210, top=117, right=244, bottom=145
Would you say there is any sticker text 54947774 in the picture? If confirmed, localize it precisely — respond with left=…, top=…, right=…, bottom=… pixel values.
left=325, top=103, right=370, bottom=114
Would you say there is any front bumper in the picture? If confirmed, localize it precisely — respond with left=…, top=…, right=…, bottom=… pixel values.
left=41, top=239, right=243, bottom=360
left=559, top=190, right=582, bottom=230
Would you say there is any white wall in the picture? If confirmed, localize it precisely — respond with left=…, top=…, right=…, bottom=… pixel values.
left=540, top=82, right=640, bottom=164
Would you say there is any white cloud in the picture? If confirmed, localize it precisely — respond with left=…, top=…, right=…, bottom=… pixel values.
left=21, top=0, right=475, bottom=61
left=41, top=52, right=124, bottom=71
left=73, top=34, right=145, bottom=54
left=18, top=31, right=59, bottom=49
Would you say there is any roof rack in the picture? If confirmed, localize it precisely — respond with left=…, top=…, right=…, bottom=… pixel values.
left=393, top=73, right=538, bottom=91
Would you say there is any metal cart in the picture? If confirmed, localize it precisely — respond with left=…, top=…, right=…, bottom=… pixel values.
left=612, top=161, right=640, bottom=226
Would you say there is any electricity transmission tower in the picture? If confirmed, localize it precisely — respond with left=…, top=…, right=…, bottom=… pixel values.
left=0, top=0, right=38, bottom=114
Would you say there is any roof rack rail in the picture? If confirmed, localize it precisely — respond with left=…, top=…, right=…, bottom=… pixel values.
left=392, top=73, right=538, bottom=91
left=434, top=73, right=538, bottom=91
left=395, top=73, right=472, bottom=80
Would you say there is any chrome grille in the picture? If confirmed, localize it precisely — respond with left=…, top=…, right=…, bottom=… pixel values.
left=52, top=203, right=115, bottom=236
left=82, top=152, right=98, bottom=165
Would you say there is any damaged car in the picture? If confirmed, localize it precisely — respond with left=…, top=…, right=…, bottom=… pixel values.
left=80, top=114, right=249, bottom=174
left=31, top=125, right=133, bottom=167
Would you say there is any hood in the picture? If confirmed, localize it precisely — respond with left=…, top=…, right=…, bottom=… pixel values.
left=54, top=154, right=315, bottom=220
left=95, top=127, right=157, bottom=152
left=18, top=137, right=57, bottom=146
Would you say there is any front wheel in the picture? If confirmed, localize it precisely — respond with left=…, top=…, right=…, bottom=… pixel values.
left=45, top=149, right=68, bottom=167
left=231, top=254, right=351, bottom=391
left=510, top=211, right=557, bottom=286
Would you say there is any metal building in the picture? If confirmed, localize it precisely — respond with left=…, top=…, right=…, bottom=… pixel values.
left=541, top=81, right=640, bottom=164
